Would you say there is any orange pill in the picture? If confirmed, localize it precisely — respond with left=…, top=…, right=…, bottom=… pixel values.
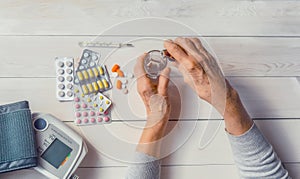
left=117, top=69, right=124, bottom=77
left=116, top=80, right=122, bottom=90
left=111, top=64, right=120, bottom=72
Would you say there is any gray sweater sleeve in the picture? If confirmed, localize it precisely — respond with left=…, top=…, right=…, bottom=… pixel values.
left=227, top=123, right=290, bottom=179
left=125, top=151, right=160, bottom=179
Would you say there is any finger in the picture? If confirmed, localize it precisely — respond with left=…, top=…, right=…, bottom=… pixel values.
left=158, top=67, right=171, bottom=96
left=175, top=37, right=200, bottom=57
left=189, top=37, right=210, bottom=57
left=164, top=39, right=189, bottom=63
left=134, top=53, right=147, bottom=78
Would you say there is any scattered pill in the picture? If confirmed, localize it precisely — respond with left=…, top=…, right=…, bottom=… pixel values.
left=127, top=73, right=134, bottom=79
left=123, top=88, right=129, bottom=94
left=92, top=82, right=99, bottom=91
left=92, top=67, right=99, bottom=76
left=122, top=84, right=126, bottom=89
left=111, top=72, right=118, bottom=78
left=117, top=69, right=124, bottom=77
left=97, top=66, right=104, bottom=75
left=121, top=79, right=128, bottom=84
left=102, top=79, right=109, bottom=88
left=87, top=83, right=93, bottom=92
left=82, top=70, right=89, bottom=80
left=87, top=69, right=94, bottom=78
left=82, top=85, right=88, bottom=94
left=58, top=76, right=64, bottom=82
left=116, top=80, right=122, bottom=89
left=77, top=71, right=84, bottom=81
left=111, top=64, right=120, bottom=72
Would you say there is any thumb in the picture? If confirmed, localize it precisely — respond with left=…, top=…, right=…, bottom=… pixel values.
left=158, top=67, right=171, bottom=96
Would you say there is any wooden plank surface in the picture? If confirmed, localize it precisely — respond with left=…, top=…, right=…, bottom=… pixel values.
left=0, top=36, right=300, bottom=77
left=0, top=1, right=300, bottom=36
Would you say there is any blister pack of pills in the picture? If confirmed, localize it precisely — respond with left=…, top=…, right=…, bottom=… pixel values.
left=73, top=86, right=112, bottom=125
left=55, top=57, right=74, bottom=101
left=75, top=49, right=112, bottom=95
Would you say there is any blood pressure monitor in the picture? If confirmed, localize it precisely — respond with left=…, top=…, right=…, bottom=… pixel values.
left=32, top=113, right=88, bottom=179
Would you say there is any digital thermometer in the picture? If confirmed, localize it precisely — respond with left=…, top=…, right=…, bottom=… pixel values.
left=32, top=113, right=88, bottom=179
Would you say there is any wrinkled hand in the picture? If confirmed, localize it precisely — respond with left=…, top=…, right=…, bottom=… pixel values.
left=164, top=37, right=230, bottom=114
left=134, top=53, right=171, bottom=127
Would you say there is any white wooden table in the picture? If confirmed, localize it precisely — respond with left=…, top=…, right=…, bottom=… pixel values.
left=1, top=1, right=300, bottom=178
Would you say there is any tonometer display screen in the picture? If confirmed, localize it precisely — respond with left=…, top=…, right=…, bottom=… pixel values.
left=41, top=138, right=72, bottom=169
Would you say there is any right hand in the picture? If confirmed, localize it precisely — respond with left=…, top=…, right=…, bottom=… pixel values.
left=164, top=37, right=231, bottom=113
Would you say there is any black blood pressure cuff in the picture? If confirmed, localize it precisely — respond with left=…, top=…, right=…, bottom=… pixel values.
left=0, top=101, right=37, bottom=173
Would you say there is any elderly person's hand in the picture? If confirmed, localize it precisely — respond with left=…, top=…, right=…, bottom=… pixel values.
left=164, top=38, right=253, bottom=135
left=134, top=53, right=171, bottom=157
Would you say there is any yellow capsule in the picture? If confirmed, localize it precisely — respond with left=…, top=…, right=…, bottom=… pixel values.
left=106, top=100, right=110, bottom=104
left=93, top=103, right=98, bottom=107
left=74, top=88, right=79, bottom=93
left=82, top=85, right=88, bottom=94
left=87, top=69, right=94, bottom=78
left=97, top=66, right=104, bottom=75
left=99, top=108, right=104, bottom=112
left=87, top=83, right=93, bottom=93
left=92, top=82, right=99, bottom=91
left=82, top=70, right=89, bottom=80
left=99, top=95, right=103, bottom=100
left=92, top=67, right=99, bottom=76
left=77, top=71, right=84, bottom=81
left=81, top=94, right=85, bottom=97
left=87, top=98, right=92, bottom=102
left=102, top=79, right=109, bottom=88
left=97, top=80, right=104, bottom=90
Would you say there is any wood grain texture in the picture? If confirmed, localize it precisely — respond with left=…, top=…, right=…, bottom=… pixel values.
left=0, top=0, right=300, bottom=35
left=0, top=36, right=300, bottom=77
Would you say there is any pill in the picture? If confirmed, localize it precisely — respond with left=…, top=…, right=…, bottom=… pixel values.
left=76, top=112, right=81, bottom=117
left=121, top=79, right=128, bottom=84
left=92, top=82, right=99, bottom=91
left=104, top=116, right=110, bottom=122
left=90, top=111, right=95, bottom=116
left=97, top=80, right=104, bottom=90
left=77, top=71, right=84, bottom=81
left=99, top=95, right=103, bottom=100
left=90, top=62, right=95, bottom=67
left=81, top=94, right=85, bottom=97
left=66, top=61, right=73, bottom=67
left=76, top=119, right=82, bottom=124
left=99, top=108, right=104, bottom=112
left=122, top=84, right=126, bottom=89
left=75, top=104, right=80, bottom=109
left=111, top=64, right=120, bottom=72
left=98, top=117, right=103, bottom=122
left=111, top=72, right=118, bottom=78
left=58, top=91, right=65, bottom=97
left=82, top=85, right=88, bottom=94
left=67, top=83, right=73, bottom=89
left=116, top=80, right=122, bottom=89
left=92, top=55, right=98, bottom=61
left=58, top=69, right=64, bottom=75
left=93, top=103, right=98, bottom=107
left=106, top=100, right=110, bottom=104
left=82, top=59, right=87, bottom=64
left=82, top=103, right=87, bottom=108
left=87, top=98, right=92, bottom=102
left=84, top=118, right=89, bottom=123
left=127, top=73, right=134, bottom=79
left=87, top=69, right=94, bottom=78
left=67, top=76, right=73, bottom=82
left=92, top=67, right=99, bottom=76
left=83, top=112, right=88, bottom=117
left=84, top=52, right=89, bottom=58
left=90, top=118, right=96, bottom=123
left=87, top=83, right=93, bottom=92
left=66, top=69, right=73, bottom=74
left=74, top=78, right=79, bottom=83
left=58, top=62, right=64, bottom=67
left=104, top=110, right=109, bottom=115
left=74, top=88, right=79, bottom=93
left=79, top=66, right=84, bottom=70
left=117, top=69, right=124, bottom=77
left=74, top=97, right=80, bottom=102
left=123, top=88, right=129, bottom=94
left=102, top=79, right=109, bottom=88
left=97, top=66, right=104, bottom=75
left=82, top=70, right=89, bottom=80
left=67, top=91, right=73, bottom=97
left=58, top=84, right=65, bottom=89
left=97, top=112, right=101, bottom=116
left=58, top=76, right=64, bottom=82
